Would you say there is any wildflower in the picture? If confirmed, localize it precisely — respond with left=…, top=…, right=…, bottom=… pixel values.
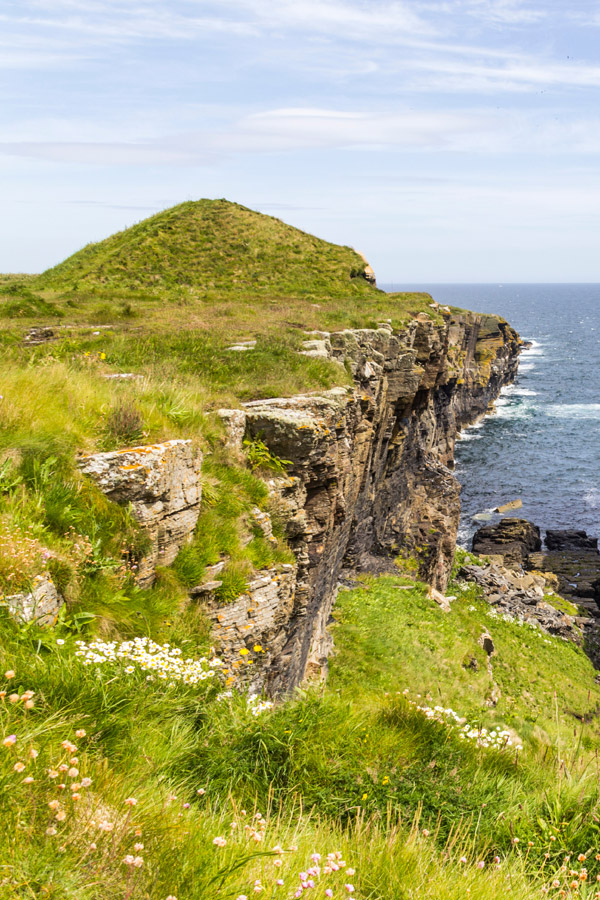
left=274, top=859, right=282, bottom=867
left=276, top=882, right=284, bottom=888
left=512, top=837, right=520, bottom=844
left=4, top=670, right=15, bottom=679
left=29, top=748, right=38, bottom=759
left=166, top=897, right=178, bottom=900
left=325, top=892, right=333, bottom=899
left=56, top=810, right=66, bottom=821
left=236, top=896, right=248, bottom=900
left=134, top=843, right=144, bottom=852
left=422, top=829, right=430, bottom=837
left=361, top=793, right=367, bottom=801
left=48, top=800, right=61, bottom=810
left=9, top=694, right=19, bottom=704
left=477, top=861, right=485, bottom=869
left=67, top=767, right=79, bottom=778
left=23, top=776, right=34, bottom=784
left=47, top=768, right=59, bottom=778
left=213, top=836, right=227, bottom=847
left=183, top=803, right=190, bottom=809
left=13, top=762, right=25, bottom=773
left=553, top=882, right=561, bottom=889
left=46, top=827, right=57, bottom=836
left=61, top=741, right=77, bottom=753
left=98, top=821, right=114, bottom=832
left=133, top=857, right=144, bottom=868
left=197, top=788, right=206, bottom=795
left=345, top=886, right=355, bottom=894
left=72, top=792, right=81, bottom=801
left=239, top=648, right=249, bottom=655
left=21, top=690, right=34, bottom=700
left=124, top=797, right=137, bottom=806
left=579, top=854, right=587, bottom=863
left=69, top=757, right=78, bottom=765
left=253, top=880, right=264, bottom=893
left=2, top=735, right=16, bottom=747
left=75, top=729, right=86, bottom=738
left=90, top=843, right=97, bottom=850
left=460, top=856, right=468, bottom=864
left=81, top=777, right=92, bottom=788
left=346, top=868, right=355, bottom=876
left=123, top=855, right=135, bottom=866
left=311, top=853, right=321, bottom=863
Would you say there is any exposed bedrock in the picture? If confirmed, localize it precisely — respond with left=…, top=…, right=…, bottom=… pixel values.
left=221, top=311, right=521, bottom=693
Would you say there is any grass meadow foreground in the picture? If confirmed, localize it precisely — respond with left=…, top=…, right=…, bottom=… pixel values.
left=3, top=566, right=600, bottom=899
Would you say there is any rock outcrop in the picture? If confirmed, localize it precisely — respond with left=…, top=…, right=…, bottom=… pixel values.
left=78, top=440, right=202, bottom=587
left=2, top=575, right=63, bottom=626
left=458, top=562, right=587, bottom=642
left=220, top=311, right=521, bottom=692
left=472, top=518, right=541, bottom=568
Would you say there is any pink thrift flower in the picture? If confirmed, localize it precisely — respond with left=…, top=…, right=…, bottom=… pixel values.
left=325, top=892, right=333, bottom=899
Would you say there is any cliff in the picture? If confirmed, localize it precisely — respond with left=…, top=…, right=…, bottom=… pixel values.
left=215, top=310, right=520, bottom=693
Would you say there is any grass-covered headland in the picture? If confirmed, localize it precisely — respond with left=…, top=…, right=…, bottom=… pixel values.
left=1, top=200, right=598, bottom=899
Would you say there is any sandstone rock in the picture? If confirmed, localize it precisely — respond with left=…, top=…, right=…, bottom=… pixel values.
left=472, top=518, right=541, bottom=568
left=78, top=440, right=202, bottom=586
left=204, top=566, right=297, bottom=693
left=189, top=580, right=223, bottom=598
left=2, top=574, right=63, bottom=626
left=495, top=498, right=522, bottom=513
left=217, top=408, right=247, bottom=454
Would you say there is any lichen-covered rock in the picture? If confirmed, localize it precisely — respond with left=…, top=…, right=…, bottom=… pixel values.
left=2, top=574, right=63, bottom=626
left=78, top=439, right=202, bottom=586
left=204, top=566, right=296, bottom=692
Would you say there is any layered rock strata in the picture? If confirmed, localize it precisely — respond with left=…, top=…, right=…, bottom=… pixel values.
left=220, top=311, right=521, bottom=693
left=78, top=440, right=202, bottom=587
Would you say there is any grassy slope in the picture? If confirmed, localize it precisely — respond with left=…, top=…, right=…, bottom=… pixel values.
left=2, top=562, right=599, bottom=899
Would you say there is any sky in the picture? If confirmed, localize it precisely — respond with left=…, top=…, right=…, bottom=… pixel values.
left=2, top=0, right=600, bottom=282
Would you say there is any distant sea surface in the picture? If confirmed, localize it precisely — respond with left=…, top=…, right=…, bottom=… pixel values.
left=381, top=284, right=600, bottom=547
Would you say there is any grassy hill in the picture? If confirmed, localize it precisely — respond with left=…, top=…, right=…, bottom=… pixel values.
left=34, top=199, right=375, bottom=297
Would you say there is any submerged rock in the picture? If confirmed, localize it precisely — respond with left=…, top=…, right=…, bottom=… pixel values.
left=545, top=530, right=598, bottom=552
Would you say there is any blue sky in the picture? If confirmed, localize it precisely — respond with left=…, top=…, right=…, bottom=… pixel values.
left=2, top=0, right=600, bottom=281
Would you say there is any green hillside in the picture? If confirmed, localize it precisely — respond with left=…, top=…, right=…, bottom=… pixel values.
left=35, top=199, right=375, bottom=297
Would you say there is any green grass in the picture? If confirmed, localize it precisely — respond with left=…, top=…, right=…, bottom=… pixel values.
left=2, top=565, right=600, bottom=898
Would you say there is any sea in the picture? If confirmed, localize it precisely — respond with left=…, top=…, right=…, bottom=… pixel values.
left=381, top=284, right=600, bottom=549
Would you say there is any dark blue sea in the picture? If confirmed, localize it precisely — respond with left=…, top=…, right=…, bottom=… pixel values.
left=382, top=284, right=600, bottom=547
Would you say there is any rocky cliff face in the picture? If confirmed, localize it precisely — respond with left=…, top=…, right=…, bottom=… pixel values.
left=220, top=310, right=521, bottom=693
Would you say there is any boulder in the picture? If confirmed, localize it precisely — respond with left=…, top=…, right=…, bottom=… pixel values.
left=78, top=439, right=202, bottom=586
left=472, top=518, right=541, bottom=568
left=2, top=575, right=63, bottom=626
left=545, top=530, right=598, bottom=552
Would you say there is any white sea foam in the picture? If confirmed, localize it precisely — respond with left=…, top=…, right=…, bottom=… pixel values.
left=521, top=340, right=544, bottom=357
left=518, top=363, right=535, bottom=372
left=502, top=385, right=537, bottom=397
left=458, top=431, right=483, bottom=441
left=546, top=404, right=600, bottom=419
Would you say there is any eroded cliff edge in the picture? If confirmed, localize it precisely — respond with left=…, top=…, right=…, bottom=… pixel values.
left=216, top=309, right=521, bottom=693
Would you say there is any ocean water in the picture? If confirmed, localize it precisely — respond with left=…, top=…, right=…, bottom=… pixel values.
left=383, top=284, right=600, bottom=547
